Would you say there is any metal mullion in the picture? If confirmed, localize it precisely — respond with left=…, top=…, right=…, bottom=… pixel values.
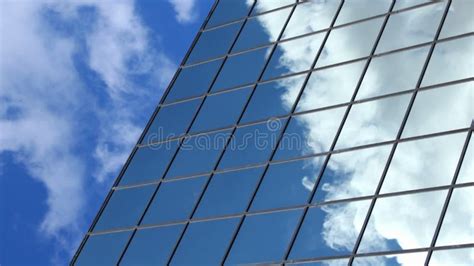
left=424, top=125, right=473, bottom=264
left=348, top=0, right=452, bottom=264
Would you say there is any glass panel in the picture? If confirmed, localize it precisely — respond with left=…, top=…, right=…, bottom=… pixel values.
left=288, top=259, right=350, bottom=266
left=376, top=2, right=446, bottom=53
left=142, top=99, right=201, bottom=144
left=190, top=87, right=252, bottom=133
left=120, top=224, right=184, bottom=266
left=94, top=185, right=155, bottom=231
left=296, top=60, right=366, bottom=112
left=422, top=36, right=474, bottom=86
left=403, top=82, right=474, bottom=137
left=275, top=107, right=345, bottom=160
left=457, top=135, right=473, bottom=184
left=250, top=157, right=324, bottom=211
left=316, top=17, right=384, bottom=67
left=358, top=190, right=447, bottom=253
left=436, top=186, right=474, bottom=246
left=141, top=176, right=207, bottom=225
left=226, top=209, right=303, bottom=264
left=170, top=218, right=239, bottom=265
left=187, top=22, right=242, bottom=64
left=166, top=130, right=231, bottom=178
left=336, top=0, right=391, bottom=26
left=252, top=0, right=295, bottom=15
left=206, top=0, right=251, bottom=29
left=430, top=247, right=474, bottom=266
left=241, top=74, right=305, bottom=123
left=75, top=231, right=132, bottom=266
left=381, top=133, right=465, bottom=194
left=352, top=251, right=428, bottom=265
left=440, top=0, right=474, bottom=39
left=218, top=119, right=287, bottom=170
left=194, top=167, right=264, bottom=218
left=164, top=59, right=223, bottom=103
left=289, top=200, right=370, bottom=260
left=233, top=7, right=292, bottom=52
left=313, top=144, right=392, bottom=203
left=263, top=32, right=325, bottom=80
left=212, top=47, right=271, bottom=92
left=282, top=0, right=340, bottom=40
left=394, top=0, right=433, bottom=10
left=357, top=46, right=430, bottom=100
left=335, top=94, right=411, bottom=150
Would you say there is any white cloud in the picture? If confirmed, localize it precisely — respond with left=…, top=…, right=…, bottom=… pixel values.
left=168, top=0, right=197, bottom=24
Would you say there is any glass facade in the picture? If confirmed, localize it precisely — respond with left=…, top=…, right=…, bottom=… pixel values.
left=72, top=0, right=474, bottom=265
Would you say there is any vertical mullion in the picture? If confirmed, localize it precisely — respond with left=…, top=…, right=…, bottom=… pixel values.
left=348, top=0, right=452, bottom=264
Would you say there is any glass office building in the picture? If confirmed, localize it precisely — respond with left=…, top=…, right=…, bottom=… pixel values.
left=72, top=0, right=473, bottom=265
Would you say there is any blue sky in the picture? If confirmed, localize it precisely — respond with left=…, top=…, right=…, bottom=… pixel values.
left=0, top=0, right=213, bottom=265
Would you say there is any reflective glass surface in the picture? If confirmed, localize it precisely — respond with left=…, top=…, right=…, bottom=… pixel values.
left=394, top=0, right=433, bottom=10
left=439, top=0, right=474, bottom=39
left=251, top=0, right=295, bottom=15
left=352, top=251, right=428, bottom=265
left=190, top=87, right=252, bottom=133
left=93, top=185, right=155, bottom=231
left=430, top=247, right=474, bottom=266
left=226, top=209, right=303, bottom=264
left=336, top=0, right=391, bottom=26
left=142, top=176, right=207, bottom=225
left=75, top=231, right=132, bottom=266
left=457, top=135, right=473, bottom=184
left=206, top=0, right=251, bottom=29
left=170, top=218, right=239, bottom=265
left=120, top=225, right=184, bottom=265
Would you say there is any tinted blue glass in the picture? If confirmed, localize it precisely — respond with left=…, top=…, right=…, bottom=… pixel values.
left=187, top=22, right=242, bottom=64
left=166, top=130, right=232, bottom=178
left=142, top=176, right=207, bottom=225
left=164, top=59, right=223, bottom=103
left=263, top=33, right=325, bottom=80
left=251, top=157, right=324, bottom=211
left=142, top=99, right=201, bottom=144
left=94, top=185, right=155, bottom=231
left=119, top=141, right=179, bottom=186
left=233, top=7, right=292, bottom=52
left=241, top=75, right=305, bottom=123
left=252, top=0, right=295, bottom=15
left=121, top=225, right=184, bottom=266
left=171, top=218, right=240, bottom=265
left=76, top=231, right=132, bottom=266
left=225, top=209, right=303, bottom=264
left=206, top=0, right=252, bottom=29
left=289, top=200, right=371, bottom=260
left=218, top=119, right=287, bottom=170
left=288, top=259, right=351, bottom=266
left=194, top=167, right=264, bottom=218
left=190, top=87, right=252, bottom=133
left=212, top=47, right=271, bottom=92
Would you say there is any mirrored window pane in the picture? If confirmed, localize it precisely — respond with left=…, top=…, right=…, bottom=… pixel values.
left=313, top=144, right=391, bottom=203
left=191, top=87, right=252, bottom=133
left=119, top=141, right=179, bottom=186
left=194, top=167, right=264, bottom=218
left=218, top=119, right=287, bottom=170
left=289, top=200, right=370, bottom=260
left=275, top=107, right=345, bottom=160
left=283, top=1, right=340, bottom=40
left=317, top=18, right=384, bottom=67
left=352, top=251, right=428, bottom=265
left=336, top=0, right=391, bottom=26
left=357, top=46, right=430, bottom=100
left=430, top=247, right=474, bottom=266
left=226, top=209, right=303, bottom=264
left=120, top=225, right=184, bottom=266
left=376, top=2, right=446, bottom=53
left=288, top=259, right=350, bottom=266
left=440, top=0, right=474, bottom=39
left=212, top=47, right=271, bottom=92
left=76, top=231, right=132, bottom=266
left=233, top=8, right=291, bottom=52
left=187, top=22, right=242, bottom=64
left=381, top=133, right=465, bottom=194
left=422, top=36, right=474, bottom=86
left=358, top=190, right=447, bottom=253
left=242, top=74, right=305, bottom=123
left=166, top=130, right=231, bottom=178
left=457, top=135, right=473, bottom=184
left=251, top=157, right=324, bottom=211
left=252, top=0, right=295, bottom=15
left=165, top=59, right=223, bottom=103
left=394, top=0, right=433, bottom=10
left=297, top=60, right=365, bottom=112
left=206, top=0, right=251, bottom=29
left=142, top=176, right=207, bottom=225
left=336, top=94, right=411, bottom=150
left=403, top=82, right=474, bottom=138
left=170, top=218, right=239, bottom=265
left=94, top=185, right=155, bottom=231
